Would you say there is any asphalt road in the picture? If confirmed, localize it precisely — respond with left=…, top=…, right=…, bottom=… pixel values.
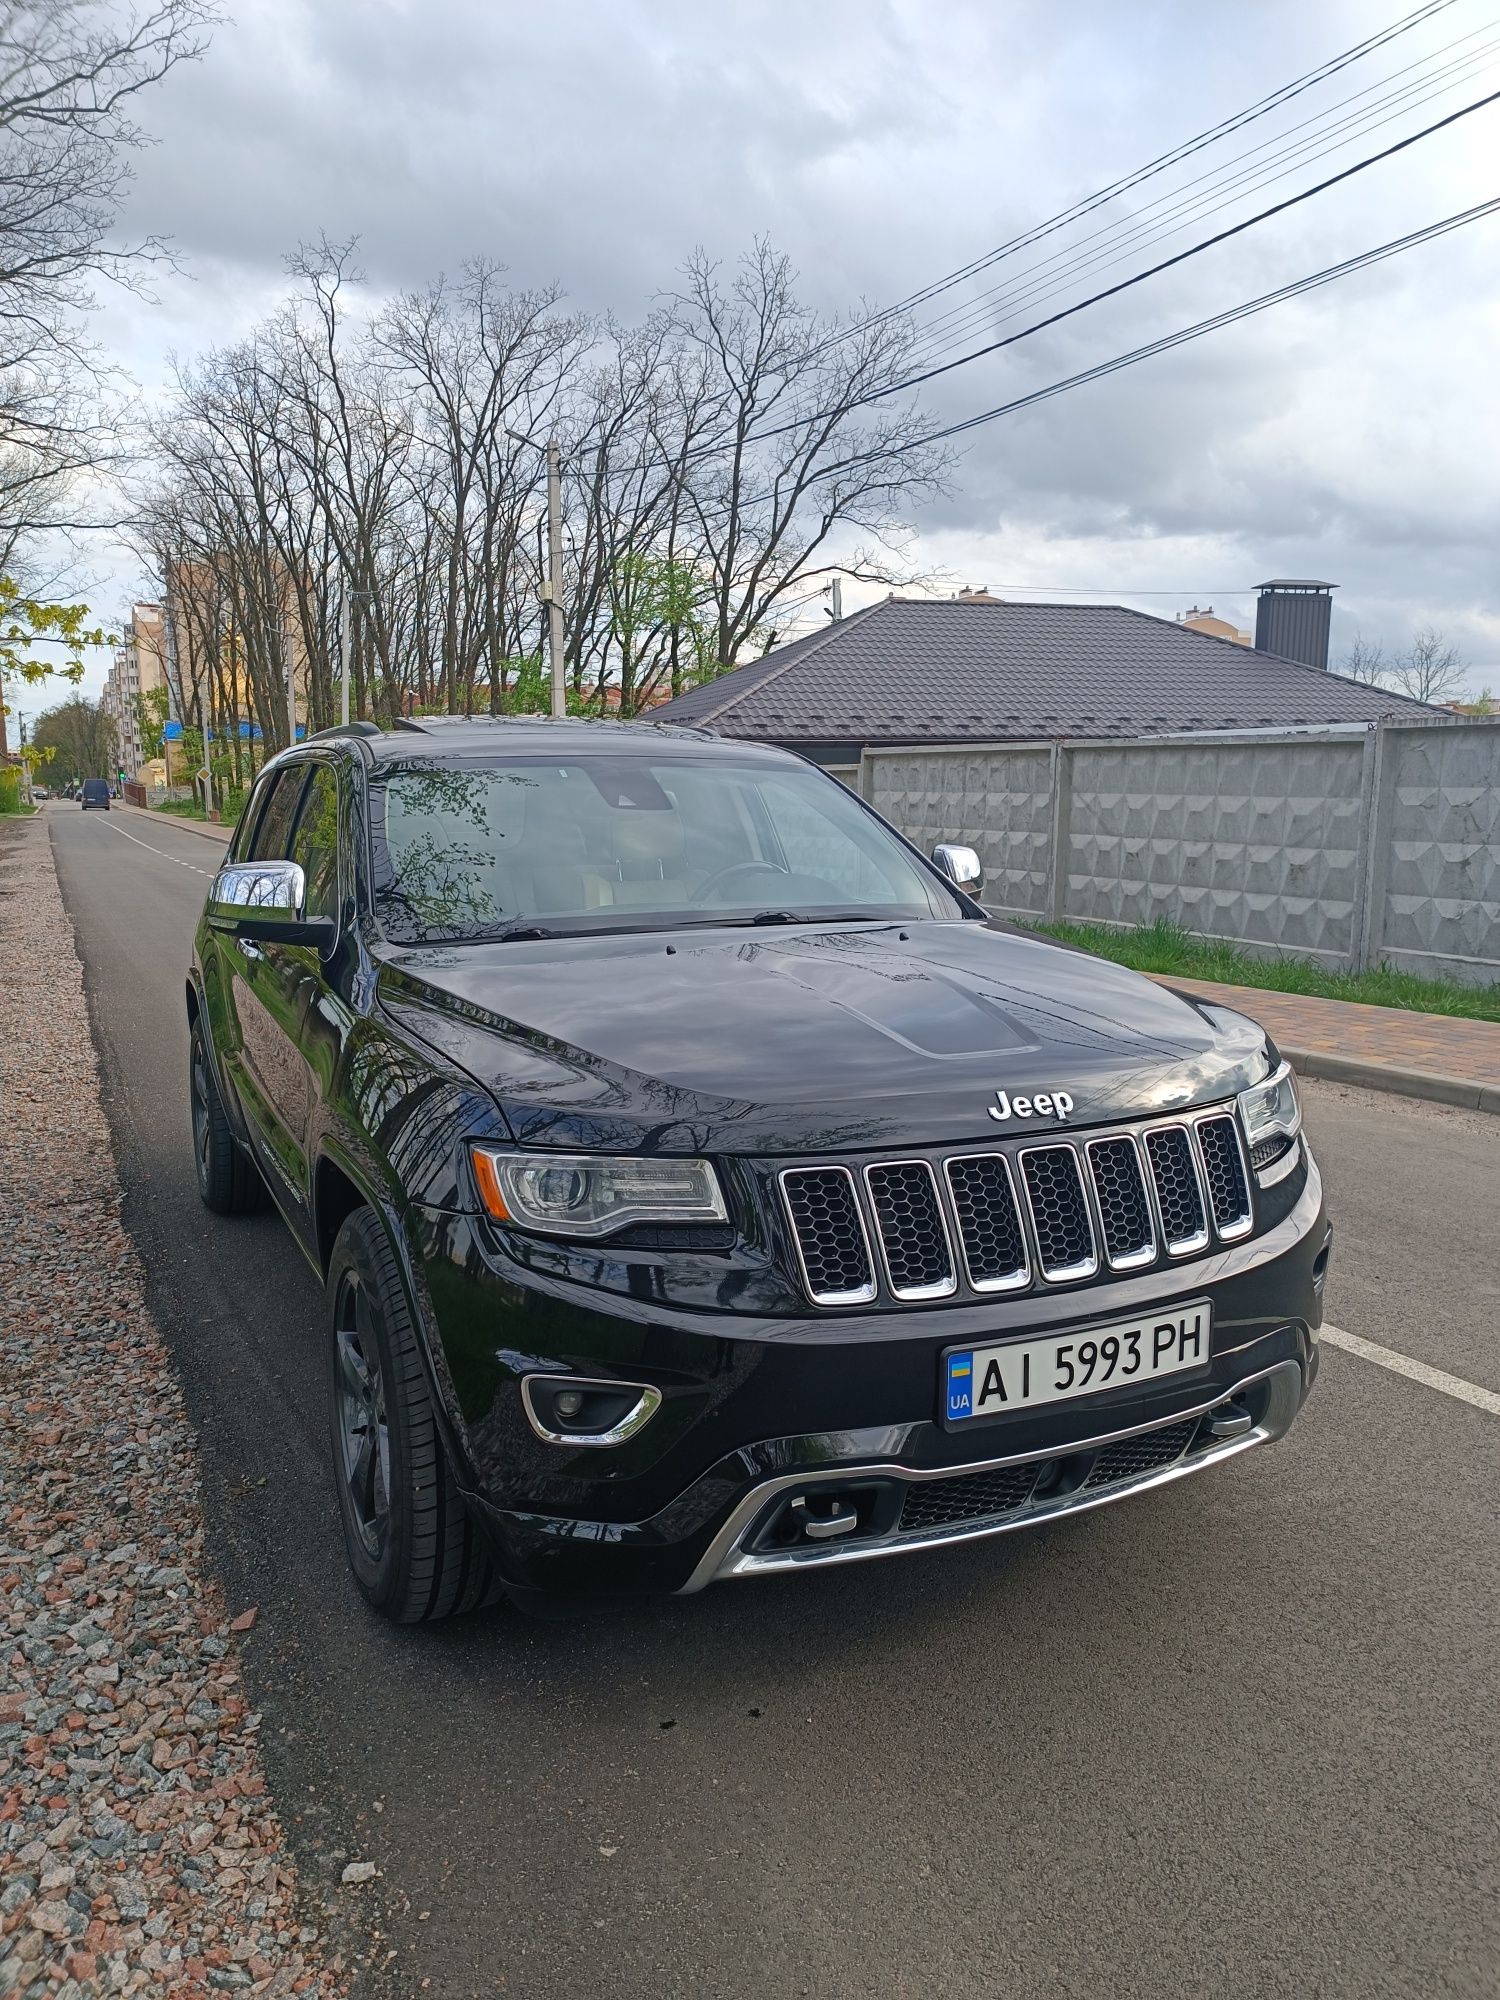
left=48, top=802, right=1500, bottom=2000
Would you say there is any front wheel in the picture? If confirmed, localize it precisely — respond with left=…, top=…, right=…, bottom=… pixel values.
left=326, top=1208, right=499, bottom=1623
left=189, top=1017, right=265, bottom=1214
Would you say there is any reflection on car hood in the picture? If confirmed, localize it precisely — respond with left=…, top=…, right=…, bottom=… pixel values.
left=377, top=919, right=1272, bottom=1154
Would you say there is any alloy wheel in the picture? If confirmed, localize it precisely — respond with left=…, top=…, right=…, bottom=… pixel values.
left=190, top=1039, right=211, bottom=1189
left=333, top=1274, right=391, bottom=1560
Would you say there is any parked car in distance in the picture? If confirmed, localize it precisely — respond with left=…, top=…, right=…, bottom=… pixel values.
left=80, top=778, right=111, bottom=810
left=187, top=717, right=1327, bottom=1620
left=31, top=785, right=48, bottom=800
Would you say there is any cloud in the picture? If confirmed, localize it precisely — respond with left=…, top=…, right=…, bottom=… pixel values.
left=53, top=0, right=1500, bottom=697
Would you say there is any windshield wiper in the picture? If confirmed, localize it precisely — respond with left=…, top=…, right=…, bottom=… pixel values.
left=493, top=923, right=556, bottom=941
left=731, top=910, right=898, bottom=928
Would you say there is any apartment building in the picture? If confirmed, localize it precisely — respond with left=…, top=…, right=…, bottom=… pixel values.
left=101, top=603, right=168, bottom=778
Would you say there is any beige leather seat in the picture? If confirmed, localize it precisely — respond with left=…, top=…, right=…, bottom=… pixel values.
left=606, top=809, right=691, bottom=908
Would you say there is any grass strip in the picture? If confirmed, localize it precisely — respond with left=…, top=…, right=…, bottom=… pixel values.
left=1035, top=917, right=1500, bottom=1024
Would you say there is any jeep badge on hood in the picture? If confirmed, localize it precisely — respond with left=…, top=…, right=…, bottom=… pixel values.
left=988, top=1087, right=1074, bottom=1122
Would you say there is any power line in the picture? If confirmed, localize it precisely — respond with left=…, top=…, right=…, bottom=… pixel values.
left=905, top=22, right=1500, bottom=368
left=745, top=196, right=1500, bottom=500
left=804, top=0, right=1460, bottom=357
left=734, top=85, right=1500, bottom=451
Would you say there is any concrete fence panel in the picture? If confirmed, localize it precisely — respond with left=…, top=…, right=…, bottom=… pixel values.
left=859, top=720, right=1500, bottom=986
left=1373, top=723, right=1500, bottom=982
left=1065, top=737, right=1369, bottom=965
left=864, top=745, right=1054, bottom=916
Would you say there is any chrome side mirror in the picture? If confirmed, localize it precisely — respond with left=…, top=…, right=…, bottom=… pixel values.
left=931, top=842, right=984, bottom=897
left=207, top=859, right=333, bottom=948
left=210, top=859, right=306, bottom=921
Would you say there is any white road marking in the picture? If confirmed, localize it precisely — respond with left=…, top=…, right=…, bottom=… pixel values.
left=96, top=816, right=217, bottom=878
left=1321, top=1323, right=1500, bottom=1417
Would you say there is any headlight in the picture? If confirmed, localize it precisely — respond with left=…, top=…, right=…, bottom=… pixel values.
left=1238, top=1060, right=1301, bottom=1153
left=471, top=1148, right=727, bottom=1238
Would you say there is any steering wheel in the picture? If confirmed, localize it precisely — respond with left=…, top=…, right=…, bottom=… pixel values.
left=691, top=860, right=791, bottom=906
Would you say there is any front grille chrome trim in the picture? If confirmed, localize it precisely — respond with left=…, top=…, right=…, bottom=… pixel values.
left=942, top=1151, right=1031, bottom=1294
left=862, top=1158, right=958, bottom=1302
left=1191, top=1109, right=1255, bottom=1241
left=1016, top=1143, right=1099, bottom=1284
left=1141, top=1121, right=1212, bottom=1258
left=1083, top=1133, right=1158, bottom=1272
left=781, top=1098, right=1279, bottom=1308
left=779, top=1166, right=877, bottom=1308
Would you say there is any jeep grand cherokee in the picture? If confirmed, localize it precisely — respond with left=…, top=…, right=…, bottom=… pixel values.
left=187, top=717, right=1327, bottom=1620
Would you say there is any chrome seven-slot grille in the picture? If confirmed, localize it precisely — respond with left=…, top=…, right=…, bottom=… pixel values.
left=780, top=1111, right=1254, bottom=1309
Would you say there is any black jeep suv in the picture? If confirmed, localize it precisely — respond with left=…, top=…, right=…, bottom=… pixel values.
left=188, top=717, right=1326, bottom=1620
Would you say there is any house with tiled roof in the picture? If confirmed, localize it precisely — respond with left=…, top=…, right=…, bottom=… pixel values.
left=652, top=585, right=1438, bottom=765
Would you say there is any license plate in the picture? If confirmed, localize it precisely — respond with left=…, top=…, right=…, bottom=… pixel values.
left=943, top=1303, right=1212, bottom=1424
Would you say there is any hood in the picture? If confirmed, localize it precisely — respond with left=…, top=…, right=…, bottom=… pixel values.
left=377, top=919, right=1272, bottom=1155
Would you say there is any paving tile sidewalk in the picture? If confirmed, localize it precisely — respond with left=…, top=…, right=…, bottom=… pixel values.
left=1154, top=973, right=1500, bottom=1112
left=120, top=801, right=231, bottom=843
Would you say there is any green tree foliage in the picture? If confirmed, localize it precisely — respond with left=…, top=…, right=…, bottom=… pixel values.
left=0, top=576, right=111, bottom=756
left=134, top=682, right=171, bottom=760
left=605, top=551, right=716, bottom=715
left=32, top=695, right=117, bottom=787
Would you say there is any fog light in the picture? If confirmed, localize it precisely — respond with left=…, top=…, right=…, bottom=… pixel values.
left=520, top=1375, right=663, bottom=1446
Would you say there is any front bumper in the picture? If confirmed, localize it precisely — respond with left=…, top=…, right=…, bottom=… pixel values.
left=413, top=1152, right=1328, bottom=1597
left=681, top=1355, right=1305, bottom=1590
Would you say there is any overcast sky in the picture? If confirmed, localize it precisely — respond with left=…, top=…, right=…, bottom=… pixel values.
left=47, top=0, right=1500, bottom=709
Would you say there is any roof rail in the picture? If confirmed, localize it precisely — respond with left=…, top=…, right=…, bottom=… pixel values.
left=302, top=718, right=431, bottom=743
left=302, top=720, right=385, bottom=743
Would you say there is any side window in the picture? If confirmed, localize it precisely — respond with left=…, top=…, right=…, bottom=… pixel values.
left=228, top=774, right=272, bottom=861
left=248, top=768, right=308, bottom=862
left=289, top=766, right=341, bottom=922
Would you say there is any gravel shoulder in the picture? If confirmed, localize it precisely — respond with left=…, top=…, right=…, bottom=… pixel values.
left=0, top=818, right=348, bottom=1999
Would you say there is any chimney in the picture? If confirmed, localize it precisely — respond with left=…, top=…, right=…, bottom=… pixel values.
left=1254, top=579, right=1336, bottom=671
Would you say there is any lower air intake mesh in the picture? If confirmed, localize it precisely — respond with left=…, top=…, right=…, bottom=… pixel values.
left=898, top=1462, right=1040, bottom=1533
left=1083, top=1418, right=1201, bottom=1488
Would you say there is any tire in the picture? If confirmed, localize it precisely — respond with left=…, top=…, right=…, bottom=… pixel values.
left=326, top=1207, right=499, bottom=1623
left=189, top=1016, right=266, bottom=1215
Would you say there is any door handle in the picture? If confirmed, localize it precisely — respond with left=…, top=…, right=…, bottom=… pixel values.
left=240, top=938, right=265, bottom=961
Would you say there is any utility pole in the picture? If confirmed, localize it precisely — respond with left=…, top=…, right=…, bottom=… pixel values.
left=544, top=439, right=565, bottom=719
left=198, top=680, right=214, bottom=818
left=829, top=577, right=843, bottom=622
left=340, top=588, right=352, bottom=728
left=284, top=617, right=297, bottom=748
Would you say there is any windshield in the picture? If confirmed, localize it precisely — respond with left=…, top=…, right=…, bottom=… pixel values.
left=369, top=752, right=962, bottom=943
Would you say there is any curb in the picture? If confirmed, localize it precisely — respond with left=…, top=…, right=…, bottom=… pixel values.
left=1281, top=1044, right=1499, bottom=1117
left=120, top=802, right=231, bottom=844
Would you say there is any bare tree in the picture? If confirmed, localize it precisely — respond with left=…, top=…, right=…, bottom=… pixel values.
left=0, top=0, right=216, bottom=755
left=1385, top=625, right=1467, bottom=706
left=668, top=242, right=951, bottom=671
left=0, top=1, right=217, bottom=534
left=125, top=235, right=953, bottom=730
left=1339, top=633, right=1385, bottom=685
